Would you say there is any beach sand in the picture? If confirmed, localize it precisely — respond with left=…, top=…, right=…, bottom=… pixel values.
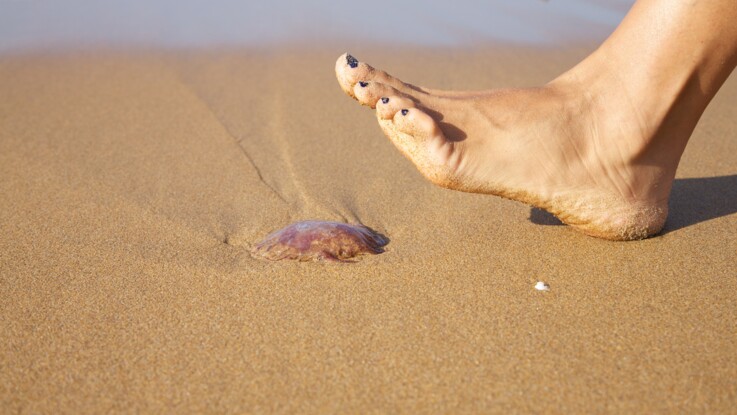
left=1, top=46, right=736, bottom=413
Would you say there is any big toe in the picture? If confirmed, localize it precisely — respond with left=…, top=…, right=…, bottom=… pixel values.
left=335, top=53, right=417, bottom=100
left=335, top=53, right=368, bottom=98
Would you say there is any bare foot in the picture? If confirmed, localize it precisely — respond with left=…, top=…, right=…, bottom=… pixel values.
left=335, top=53, right=691, bottom=241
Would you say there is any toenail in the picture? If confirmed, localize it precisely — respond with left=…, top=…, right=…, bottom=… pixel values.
left=381, top=97, right=389, bottom=104
left=359, top=81, right=368, bottom=87
left=401, top=109, right=409, bottom=116
left=346, top=54, right=358, bottom=68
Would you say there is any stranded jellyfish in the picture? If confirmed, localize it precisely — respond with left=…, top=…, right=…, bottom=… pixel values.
left=251, top=220, right=389, bottom=262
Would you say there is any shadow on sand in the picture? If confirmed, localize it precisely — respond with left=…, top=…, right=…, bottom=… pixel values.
left=528, top=174, right=737, bottom=234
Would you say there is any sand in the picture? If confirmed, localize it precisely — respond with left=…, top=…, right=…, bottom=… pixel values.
left=1, top=46, right=736, bottom=413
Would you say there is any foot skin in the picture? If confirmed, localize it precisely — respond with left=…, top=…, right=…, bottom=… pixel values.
left=335, top=53, right=682, bottom=241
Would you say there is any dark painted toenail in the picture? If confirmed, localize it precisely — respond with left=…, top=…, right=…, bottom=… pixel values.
left=359, top=81, right=368, bottom=87
left=346, top=54, right=358, bottom=68
left=401, top=109, right=409, bottom=116
left=381, top=97, right=389, bottom=104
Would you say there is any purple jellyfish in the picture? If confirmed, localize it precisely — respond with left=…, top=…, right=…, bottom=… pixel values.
left=251, top=220, right=389, bottom=262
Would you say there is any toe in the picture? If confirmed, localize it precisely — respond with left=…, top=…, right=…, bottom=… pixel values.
left=378, top=106, right=455, bottom=187
left=392, top=107, right=441, bottom=139
left=376, top=95, right=415, bottom=120
left=353, top=82, right=402, bottom=108
left=388, top=107, right=457, bottom=186
left=336, top=53, right=421, bottom=99
left=336, top=53, right=372, bottom=98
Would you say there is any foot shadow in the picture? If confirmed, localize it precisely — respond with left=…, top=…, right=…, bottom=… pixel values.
left=529, top=207, right=563, bottom=226
left=662, top=174, right=737, bottom=234
left=528, top=174, right=737, bottom=233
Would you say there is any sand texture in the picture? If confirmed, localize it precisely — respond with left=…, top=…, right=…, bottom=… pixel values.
left=1, top=47, right=736, bottom=413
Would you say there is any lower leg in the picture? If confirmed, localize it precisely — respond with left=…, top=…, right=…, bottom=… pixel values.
left=335, top=0, right=737, bottom=240
left=560, top=0, right=737, bottom=181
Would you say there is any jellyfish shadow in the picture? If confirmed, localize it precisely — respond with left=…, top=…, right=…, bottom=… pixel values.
left=528, top=174, right=737, bottom=234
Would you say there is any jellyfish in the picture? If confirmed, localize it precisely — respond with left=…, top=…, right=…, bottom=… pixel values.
left=251, top=220, right=388, bottom=262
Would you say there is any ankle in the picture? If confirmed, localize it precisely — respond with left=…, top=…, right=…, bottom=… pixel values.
left=552, top=48, right=683, bottom=147
left=546, top=55, right=683, bottom=204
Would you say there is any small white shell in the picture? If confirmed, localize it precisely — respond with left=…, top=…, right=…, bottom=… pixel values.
left=535, top=281, right=550, bottom=291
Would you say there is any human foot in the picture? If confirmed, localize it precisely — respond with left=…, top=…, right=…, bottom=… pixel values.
left=335, top=53, right=690, bottom=241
